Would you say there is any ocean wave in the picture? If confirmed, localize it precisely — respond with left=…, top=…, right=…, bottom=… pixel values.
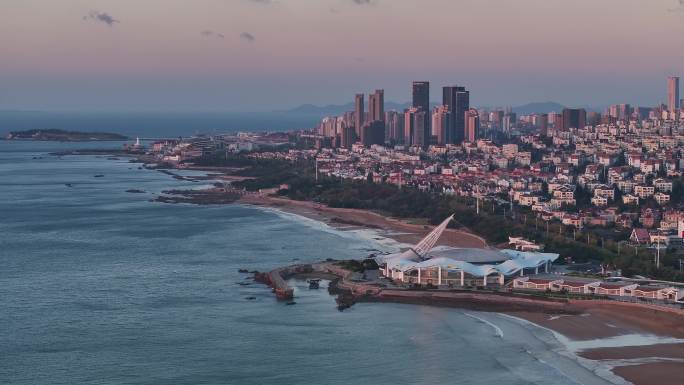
left=242, top=204, right=406, bottom=254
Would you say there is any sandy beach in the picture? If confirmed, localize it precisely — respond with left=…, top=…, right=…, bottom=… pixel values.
left=244, top=195, right=684, bottom=385
left=238, top=193, right=488, bottom=248
left=487, top=303, right=684, bottom=385
left=173, top=176, right=684, bottom=385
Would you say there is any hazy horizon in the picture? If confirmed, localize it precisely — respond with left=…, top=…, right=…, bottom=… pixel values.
left=2, top=0, right=683, bottom=111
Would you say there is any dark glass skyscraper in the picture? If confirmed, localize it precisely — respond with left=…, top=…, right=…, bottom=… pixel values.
left=561, top=108, right=586, bottom=130
left=412, top=81, right=430, bottom=142
left=412, top=81, right=430, bottom=112
left=442, top=85, right=469, bottom=144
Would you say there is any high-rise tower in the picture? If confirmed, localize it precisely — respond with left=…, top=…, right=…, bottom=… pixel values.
left=368, top=89, right=384, bottom=122
left=404, top=107, right=429, bottom=148
left=667, top=76, right=680, bottom=113
left=464, top=108, right=479, bottom=143
left=354, top=93, right=365, bottom=137
left=442, top=86, right=469, bottom=144
left=412, top=81, right=429, bottom=112
left=431, top=105, right=450, bottom=145
left=560, top=108, right=586, bottom=130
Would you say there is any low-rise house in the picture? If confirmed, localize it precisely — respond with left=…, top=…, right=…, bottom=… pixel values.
left=617, top=180, right=635, bottom=193
left=553, top=186, right=575, bottom=200
left=513, top=277, right=561, bottom=290
left=622, top=194, right=639, bottom=205
left=562, top=214, right=582, bottom=228
left=554, top=280, right=600, bottom=294
left=591, top=196, right=609, bottom=207
left=518, top=193, right=541, bottom=207
left=634, top=184, right=655, bottom=198
left=616, top=214, right=634, bottom=228
left=640, top=159, right=661, bottom=174
left=654, top=178, right=673, bottom=193
left=654, top=192, right=670, bottom=205
left=592, top=282, right=637, bottom=297
left=628, top=285, right=679, bottom=301
left=630, top=228, right=651, bottom=244
left=594, top=185, right=615, bottom=200
left=649, top=231, right=670, bottom=245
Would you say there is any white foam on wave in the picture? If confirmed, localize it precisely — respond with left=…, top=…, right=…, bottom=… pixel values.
left=600, top=356, right=684, bottom=369
left=464, top=311, right=614, bottom=385
left=565, top=334, right=684, bottom=352
left=496, top=313, right=684, bottom=385
left=244, top=204, right=407, bottom=253
left=500, top=313, right=684, bottom=353
left=464, top=312, right=504, bottom=338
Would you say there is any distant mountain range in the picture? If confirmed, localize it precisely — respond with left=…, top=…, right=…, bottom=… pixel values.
left=281, top=101, right=586, bottom=116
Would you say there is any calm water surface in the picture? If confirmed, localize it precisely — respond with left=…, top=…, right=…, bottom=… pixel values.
left=1, top=141, right=595, bottom=385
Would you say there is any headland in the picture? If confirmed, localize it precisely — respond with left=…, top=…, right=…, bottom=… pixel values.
left=5, top=129, right=128, bottom=141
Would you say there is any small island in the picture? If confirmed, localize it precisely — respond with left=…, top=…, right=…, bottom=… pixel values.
left=5, top=129, right=128, bottom=141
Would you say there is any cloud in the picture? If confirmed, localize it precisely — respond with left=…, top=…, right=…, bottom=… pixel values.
left=200, top=30, right=225, bottom=39
left=83, top=11, right=119, bottom=26
left=240, top=32, right=256, bottom=43
left=351, top=0, right=372, bottom=4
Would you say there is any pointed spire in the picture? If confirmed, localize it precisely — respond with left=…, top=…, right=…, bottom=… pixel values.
left=413, top=214, right=454, bottom=257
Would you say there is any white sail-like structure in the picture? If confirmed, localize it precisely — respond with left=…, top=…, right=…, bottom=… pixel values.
left=376, top=214, right=558, bottom=283
left=413, top=214, right=454, bottom=257
left=375, top=214, right=454, bottom=266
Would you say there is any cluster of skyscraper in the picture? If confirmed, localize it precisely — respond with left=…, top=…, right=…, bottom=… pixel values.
left=316, top=76, right=682, bottom=148
left=599, top=77, right=681, bottom=126
left=318, top=81, right=479, bottom=149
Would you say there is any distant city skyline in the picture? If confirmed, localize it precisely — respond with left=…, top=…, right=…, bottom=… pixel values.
left=1, top=0, right=683, bottom=111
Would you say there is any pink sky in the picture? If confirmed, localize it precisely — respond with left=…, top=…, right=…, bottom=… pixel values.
left=1, top=0, right=683, bottom=110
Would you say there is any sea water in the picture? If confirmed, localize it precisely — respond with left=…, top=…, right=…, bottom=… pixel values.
left=0, top=141, right=614, bottom=385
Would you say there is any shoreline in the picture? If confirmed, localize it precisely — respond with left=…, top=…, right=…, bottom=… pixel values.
left=238, top=193, right=489, bottom=249
left=146, top=163, right=684, bottom=385
left=53, top=149, right=487, bottom=248
left=255, top=261, right=684, bottom=385
left=54, top=148, right=684, bottom=385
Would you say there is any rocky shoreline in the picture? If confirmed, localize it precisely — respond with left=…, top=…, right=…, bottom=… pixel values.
left=153, top=188, right=241, bottom=204
left=250, top=261, right=578, bottom=314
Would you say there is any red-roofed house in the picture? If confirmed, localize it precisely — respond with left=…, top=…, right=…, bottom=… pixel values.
left=553, top=280, right=600, bottom=294
left=591, top=282, right=638, bottom=297
left=630, top=228, right=650, bottom=245
left=627, top=286, right=679, bottom=301
left=512, top=277, right=562, bottom=290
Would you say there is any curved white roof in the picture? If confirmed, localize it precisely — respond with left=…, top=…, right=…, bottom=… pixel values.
left=375, top=214, right=557, bottom=278
left=426, top=246, right=510, bottom=263
left=385, top=249, right=558, bottom=277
